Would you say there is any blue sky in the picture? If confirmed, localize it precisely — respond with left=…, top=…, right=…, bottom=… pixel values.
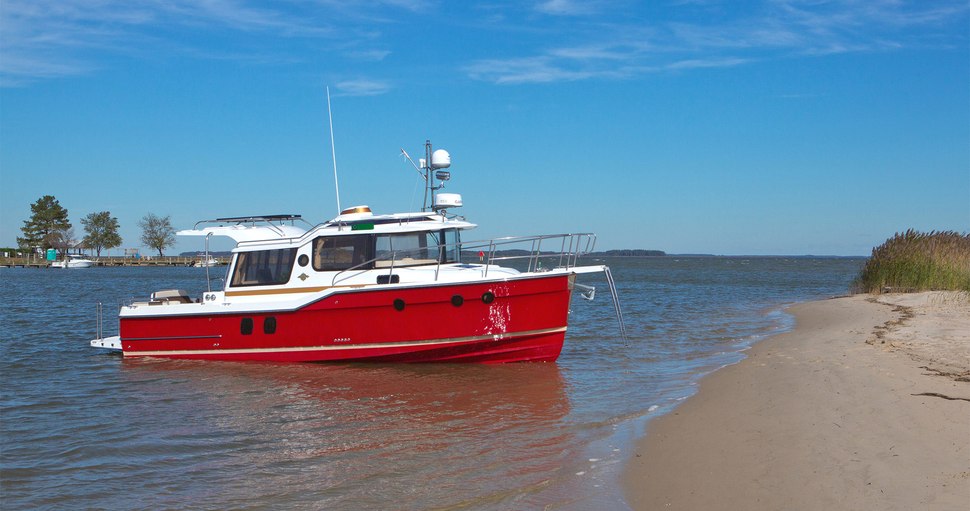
left=1, top=0, right=967, bottom=256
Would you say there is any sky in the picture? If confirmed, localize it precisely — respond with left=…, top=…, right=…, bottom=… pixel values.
left=1, top=0, right=968, bottom=256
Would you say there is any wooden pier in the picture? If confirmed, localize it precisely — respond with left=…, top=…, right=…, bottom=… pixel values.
left=0, top=256, right=229, bottom=268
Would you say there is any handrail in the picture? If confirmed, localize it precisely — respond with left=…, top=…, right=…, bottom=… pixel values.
left=193, top=215, right=313, bottom=230
left=463, top=233, right=596, bottom=278
left=329, top=232, right=597, bottom=285
left=192, top=216, right=315, bottom=246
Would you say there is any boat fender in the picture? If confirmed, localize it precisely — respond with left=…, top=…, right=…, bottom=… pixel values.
left=393, top=299, right=406, bottom=311
left=451, top=295, right=464, bottom=307
left=481, top=291, right=495, bottom=304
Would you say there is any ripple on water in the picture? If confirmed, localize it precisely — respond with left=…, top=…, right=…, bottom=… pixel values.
left=1, top=259, right=863, bottom=510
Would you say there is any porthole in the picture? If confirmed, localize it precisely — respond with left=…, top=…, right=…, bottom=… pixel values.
left=481, top=291, right=495, bottom=304
left=451, top=295, right=464, bottom=307
left=241, top=317, right=254, bottom=335
left=393, top=299, right=406, bottom=311
left=264, top=316, right=277, bottom=334
left=298, top=254, right=309, bottom=267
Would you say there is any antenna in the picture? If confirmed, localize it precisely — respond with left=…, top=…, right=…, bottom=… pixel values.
left=400, top=148, right=425, bottom=179
left=326, top=86, right=341, bottom=214
left=400, top=140, right=455, bottom=212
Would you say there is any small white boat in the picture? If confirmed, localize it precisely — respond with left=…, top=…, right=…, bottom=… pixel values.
left=192, top=255, right=219, bottom=267
left=52, top=254, right=95, bottom=268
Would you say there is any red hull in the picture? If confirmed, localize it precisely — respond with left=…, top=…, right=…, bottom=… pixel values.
left=119, top=274, right=575, bottom=363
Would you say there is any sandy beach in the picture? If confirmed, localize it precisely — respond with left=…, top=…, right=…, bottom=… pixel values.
left=623, top=292, right=970, bottom=510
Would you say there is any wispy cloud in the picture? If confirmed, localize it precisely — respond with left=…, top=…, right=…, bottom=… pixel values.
left=334, top=79, right=392, bottom=96
left=0, top=0, right=412, bottom=86
left=465, top=57, right=599, bottom=84
left=347, top=49, right=392, bottom=62
left=535, top=0, right=602, bottom=16
left=665, top=57, right=750, bottom=70
left=2, top=0, right=966, bottom=88
left=466, top=0, right=969, bottom=84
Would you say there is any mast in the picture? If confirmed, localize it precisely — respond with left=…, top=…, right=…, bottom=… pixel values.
left=421, top=140, right=451, bottom=212
left=423, top=140, right=432, bottom=211
left=402, top=139, right=452, bottom=212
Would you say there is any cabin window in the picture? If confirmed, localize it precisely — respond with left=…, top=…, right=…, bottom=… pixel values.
left=441, top=229, right=460, bottom=263
left=374, top=229, right=461, bottom=267
left=375, top=232, right=435, bottom=267
left=313, top=235, right=372, bottom=271
left=230, top=248, right=297, bottom=287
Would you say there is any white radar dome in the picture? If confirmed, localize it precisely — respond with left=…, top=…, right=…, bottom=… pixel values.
left=436, top=193, right=462, bottom=208
left=431, top=149, right=451, bottom=169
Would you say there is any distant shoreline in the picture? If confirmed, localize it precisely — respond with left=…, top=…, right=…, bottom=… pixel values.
left=586, top=254, right=868, bottom=258
left=1, top=252, right=871, bottom=268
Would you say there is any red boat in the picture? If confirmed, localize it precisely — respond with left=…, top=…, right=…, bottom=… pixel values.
left=90, top=141, right=623, bottom=363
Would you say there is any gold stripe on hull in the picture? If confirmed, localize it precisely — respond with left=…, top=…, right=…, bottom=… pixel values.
left=224, top=284, right=366, bottom=297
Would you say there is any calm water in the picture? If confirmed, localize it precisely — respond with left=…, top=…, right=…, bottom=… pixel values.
left=1, top=257, right=864, bottom=510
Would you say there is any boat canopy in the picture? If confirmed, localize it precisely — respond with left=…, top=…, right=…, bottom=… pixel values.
left=177, top=224, right=308, bottom=243
left=177, top=214, right=310, bottom=243
left=179, top=210, right=476, bottom=245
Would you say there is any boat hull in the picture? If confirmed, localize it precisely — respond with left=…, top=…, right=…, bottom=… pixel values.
left=118, top=273, right=575, bottom=363
left=52, top=260, right=94, bottom=268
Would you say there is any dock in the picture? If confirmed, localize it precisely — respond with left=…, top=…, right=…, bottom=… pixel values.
left=0, top=256, right=230, bottom=268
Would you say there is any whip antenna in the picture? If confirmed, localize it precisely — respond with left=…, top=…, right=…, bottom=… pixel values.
left=327, top=86, right=341, bottom=214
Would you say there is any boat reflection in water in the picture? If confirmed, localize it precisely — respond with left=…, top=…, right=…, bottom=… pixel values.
left=115, top=360, right=587, bottom=509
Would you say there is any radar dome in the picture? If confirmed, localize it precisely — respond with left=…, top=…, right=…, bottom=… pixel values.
left=431, top=149, right=451, bottom=169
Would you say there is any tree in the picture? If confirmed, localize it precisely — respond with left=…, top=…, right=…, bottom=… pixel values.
left=139, top=213, right=176, bottom=257
left=81, top=211, right=122, bottom=257
left=18, top=195, right=71, bottom=251
left=48, top=226, right=77, bottom=257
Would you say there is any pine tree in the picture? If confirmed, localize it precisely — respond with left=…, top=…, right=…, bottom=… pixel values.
left=18, top=195, right=71, bottom=251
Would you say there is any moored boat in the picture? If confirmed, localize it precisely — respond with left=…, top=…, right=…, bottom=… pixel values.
left=90, top=141, right=623, bottom=363
left=192, top=254, right=220, bottom=267
left=52, top=254, right=95, bottom=268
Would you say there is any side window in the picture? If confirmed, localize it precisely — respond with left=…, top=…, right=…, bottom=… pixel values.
left=229, top=248, right=297, bottom=287
left=441, top=229, right=460, bottom=263
left=375, top=232, right=436, bottom=267
left=313, top=235, right=372, bottom=271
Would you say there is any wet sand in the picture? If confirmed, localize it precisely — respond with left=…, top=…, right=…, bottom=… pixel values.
left=623, top=292, right=970, bottom=511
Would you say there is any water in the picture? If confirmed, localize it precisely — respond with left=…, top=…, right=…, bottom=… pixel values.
left=0, top=257, right=865, bottom=510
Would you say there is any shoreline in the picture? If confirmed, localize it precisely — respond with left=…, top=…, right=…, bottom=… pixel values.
left=622, top=292, right=970, bottom=510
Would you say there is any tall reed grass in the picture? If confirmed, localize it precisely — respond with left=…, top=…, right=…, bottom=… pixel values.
left=853, top=230, right=970, bottom=293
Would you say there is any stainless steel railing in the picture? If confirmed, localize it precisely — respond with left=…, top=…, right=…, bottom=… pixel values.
left=330, top=232, right=597, bottom=286
left=472, top=233, right=597, bottom=277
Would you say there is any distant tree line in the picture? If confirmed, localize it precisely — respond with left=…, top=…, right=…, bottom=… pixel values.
left=16, top=195, right=177, bottom=257
left=592, top=249, right=666, bottom=257
left=459, top=248, right=667, bottom=259
left=15, top=195, right=666, bottom=260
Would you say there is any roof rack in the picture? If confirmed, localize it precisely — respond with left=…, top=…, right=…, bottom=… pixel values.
left=189, top=214, right=314, bottom=235
left=213, top=214, right=303, bottom=223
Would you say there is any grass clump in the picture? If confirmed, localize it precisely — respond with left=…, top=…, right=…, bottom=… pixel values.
left=853, top=230, right=970, bottom=294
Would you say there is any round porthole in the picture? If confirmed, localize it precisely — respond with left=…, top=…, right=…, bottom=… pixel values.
left=393, top=299, right=405, bottom=311
left=298, top=254, right=309, bottom=267
left=481, top=291, right=495, bottom=304
left=451, top=295, right=464, bottom=307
